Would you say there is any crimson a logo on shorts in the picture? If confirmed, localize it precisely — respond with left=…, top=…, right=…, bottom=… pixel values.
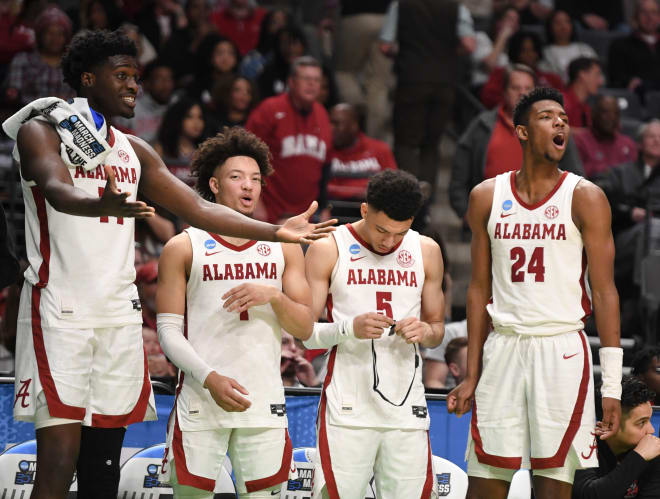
left=545, top=205, right=559, bottom=219
left=397, top=249, right=414, bottom=268
left=118, top=149, right=130, bottom=163
left=257, top=244, right=271, bottom=256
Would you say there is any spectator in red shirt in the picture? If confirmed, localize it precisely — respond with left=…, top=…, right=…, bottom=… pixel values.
left=246, top=56, right=332, bottom=223
left=575, top=95, right=638, bottom=178
left=562, top=57, right=603, bottom=130
left=326, top=103, right=397, bottom=202
left=210, top=0, right=266, bottom=56
left=481, top=30, right=564, bottom=109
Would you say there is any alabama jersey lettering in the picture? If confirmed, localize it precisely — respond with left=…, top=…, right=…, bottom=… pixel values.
left=178, top=227, right=286, bottom=430
left=323, top=224, right=428, bottom=429
left=487, top=171, right=591, bottom=335
left=19, top=127, right=142, bottom=328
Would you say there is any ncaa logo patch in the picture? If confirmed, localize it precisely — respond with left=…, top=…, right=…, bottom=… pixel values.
left=545, top=205, right=559, bottom=219
left=502, top=199, right=513, bottom=211
left=349, top=243, right=360, bottom=255
left=257, top=244, right=271, bottom=256
left=118, top=149, right=130, bottom=163
left=204, top=239, right=216, bottom=250
left=397, top=249, right=414, bottom=268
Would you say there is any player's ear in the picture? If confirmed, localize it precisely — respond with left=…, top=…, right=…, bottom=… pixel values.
left=516, top=124, right=528, bottom=142
left=209, top=177, right=219, bottom=195
left=360, top=202, right=368, bottom=220
left=81, top=72, right=95, bottom=88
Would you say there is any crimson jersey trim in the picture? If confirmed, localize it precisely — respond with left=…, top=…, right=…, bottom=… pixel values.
left=509, top=171, right=569, bottom=210
left=208, top=232, right=258, bottom=252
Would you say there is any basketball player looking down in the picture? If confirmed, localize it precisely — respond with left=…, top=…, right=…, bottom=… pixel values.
left=447, top=87, right=623, bottom=499
left=156, top=127, right=314, bottom=498
left=5, top=30, right=333, bottom=499
left=303, top=170, right=445, bottom=498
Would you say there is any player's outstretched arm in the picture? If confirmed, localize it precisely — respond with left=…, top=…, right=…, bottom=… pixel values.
left=222, top=243, right=314, bottom=340
left=129, top=135, right=336, bottom=243
left=447, top=180, right=494, bottom=416
left=156, top=233, right=251, bottom=412
left=393, top=236, right=445, bottom=348
left=573, top=180, right=622, bottom=439
left=17, top=120, right=155, bottom=219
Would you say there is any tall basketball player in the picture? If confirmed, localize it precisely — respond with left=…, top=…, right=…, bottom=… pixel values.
left=447, top=87, right=622, bottom=499
left=303, top=170, right=445, bottom=498
left=156, top=127, right=314, bottom=498
left=4, top=30, right=333, bottom=499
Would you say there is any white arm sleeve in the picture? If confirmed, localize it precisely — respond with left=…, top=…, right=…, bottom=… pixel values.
left=599, top=347, right=624, bottom=400
left=157, top=313, right=213, bottom=386
left=303, top=320, right=355, bottom=350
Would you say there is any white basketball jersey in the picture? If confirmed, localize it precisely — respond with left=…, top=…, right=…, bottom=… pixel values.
left=20, top=127, right=142, bottom=328
left=486, top=171, right=591, bottom=335
left=322, top=224, right=429, bottom=430
left=177, top=227, right=287, bottom=430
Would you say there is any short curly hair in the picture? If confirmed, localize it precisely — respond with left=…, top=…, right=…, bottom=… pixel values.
left=62, top=29, right=137, bottom=93
left=190, top=127, right=274, bottom=202
left=513, top=87, right=564, bottom=128
left=366, top=170, right=423, bottom=221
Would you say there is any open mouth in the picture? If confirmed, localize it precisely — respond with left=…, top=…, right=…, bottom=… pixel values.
left=240, top=195, right=253, bottom=205
left=552, top=134, right=565, bottom=147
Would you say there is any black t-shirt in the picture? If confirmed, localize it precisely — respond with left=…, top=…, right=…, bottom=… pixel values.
left=572, top=438, right=660, bottom=499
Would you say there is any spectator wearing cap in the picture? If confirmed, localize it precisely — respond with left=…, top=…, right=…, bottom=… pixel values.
left=562, top=57, right=603, bottom=130
left=4, top=6, right=74, bottom=106
left=632, top=347, right=660, bottom=405
left=574, top=95, right=638, bottom=179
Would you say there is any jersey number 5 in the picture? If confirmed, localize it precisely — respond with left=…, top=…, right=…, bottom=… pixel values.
left=510, top=246, right=545, bottom=282
left=376, top=291, right=393, bottom=318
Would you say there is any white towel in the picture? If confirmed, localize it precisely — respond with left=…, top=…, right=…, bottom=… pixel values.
left=2, top=97, right=113, bottom=171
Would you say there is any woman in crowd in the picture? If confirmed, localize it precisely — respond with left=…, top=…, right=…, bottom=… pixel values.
left=480, top=30, right=564, bottom=108
left=239, top=7, right=291, bottom=81
left=258, top=25, right=307, bottom=99
left=206, top=74, right=257, bottom=131
left=188, top=33, right=240, bottom=105
left=154, top=97, right=207, bottom=187
left=540, top=9, right=598, bottom=84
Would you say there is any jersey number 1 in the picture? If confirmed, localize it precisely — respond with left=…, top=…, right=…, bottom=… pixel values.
left=98, top=187, right=123, bottom=224
left=510, top=246, right=545, bottom=282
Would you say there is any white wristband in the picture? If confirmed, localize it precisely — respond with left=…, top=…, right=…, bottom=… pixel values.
left=600, top=347, right=623, bottom=400
left=303, top=319, right=355, bottom=349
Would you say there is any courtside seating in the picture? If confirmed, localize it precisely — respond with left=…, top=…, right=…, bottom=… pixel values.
left=116, top=443, right=237, bottom=499
left=0, top=439, right=77, bottom=498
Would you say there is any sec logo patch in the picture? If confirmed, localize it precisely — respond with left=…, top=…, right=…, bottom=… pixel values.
left=118, top=149, right=130, bottom=163
left=544, top=205, right=559, bottom=219
left=397, top=250, right=414, bottom=268
left=257, top=244, right=271, bottom=256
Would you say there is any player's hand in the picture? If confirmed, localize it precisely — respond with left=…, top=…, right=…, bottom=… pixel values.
left=275, top=201, right=337, bottom=244
left=634, top=434, right=660, bottom=461
left=447, top=377, right=477, bottom=417
left=99, top=164, right=155, bottom=218
left=596, top=397, right=621, bottom=440
left=353, top=312, right=394, bottom=340
left=204, top=371, right=251, bottom=412
left=394, top=317, right=431, bottom=344
left=222, top=283, right=278, bottom=313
